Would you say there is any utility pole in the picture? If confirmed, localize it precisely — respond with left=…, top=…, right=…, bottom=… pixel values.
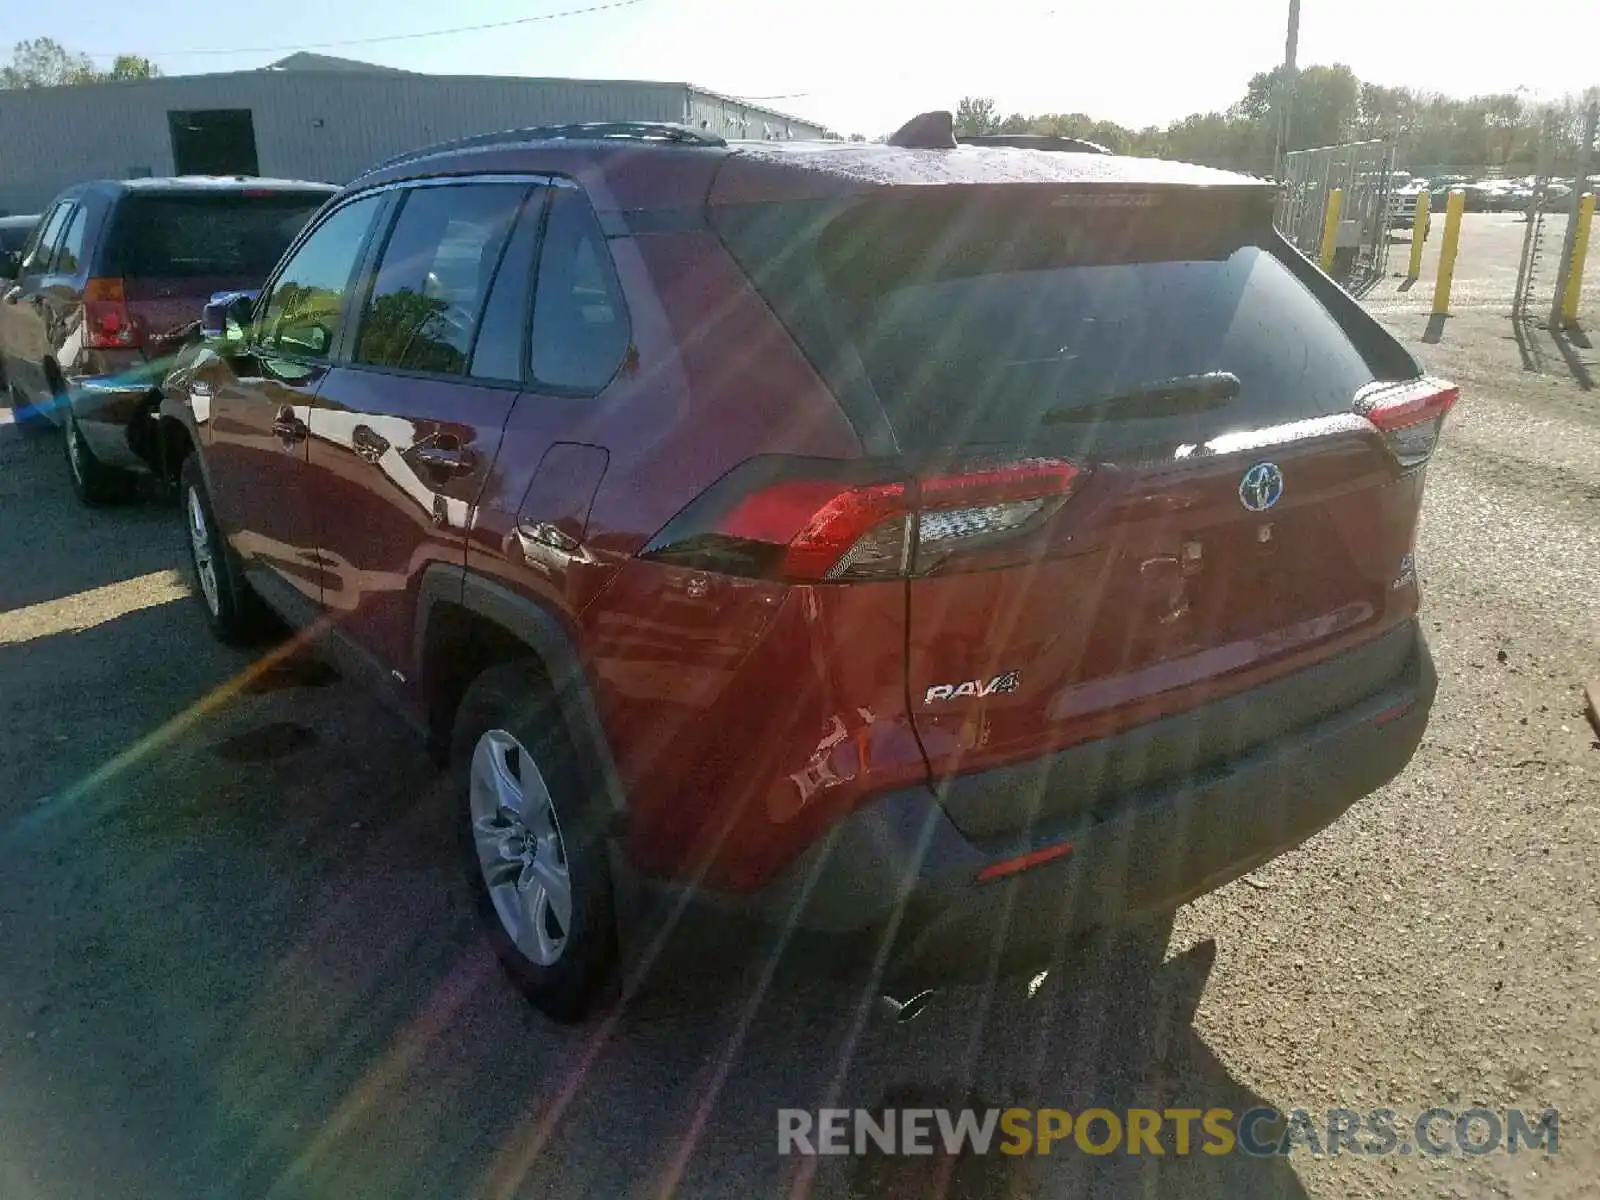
left=1273, top=0, right=1301, bottom=178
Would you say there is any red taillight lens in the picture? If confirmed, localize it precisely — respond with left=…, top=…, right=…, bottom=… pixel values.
left=83, top=277, right=138, bottom=350
left=1355, top=377, right=1458, bottom=468
left=641, top=456, right=1084, bottom=582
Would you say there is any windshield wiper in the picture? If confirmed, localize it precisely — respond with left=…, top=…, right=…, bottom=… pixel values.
left=1042, top=371, right=1241, bottom=423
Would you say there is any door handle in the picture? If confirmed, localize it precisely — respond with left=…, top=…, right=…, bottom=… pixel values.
left=412, top=443, right=477, bottom=475
left=352, top=423, right=390, bottom=463
left=272, top=407, right=308, bottom=442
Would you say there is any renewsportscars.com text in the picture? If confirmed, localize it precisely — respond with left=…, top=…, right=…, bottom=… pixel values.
left=778, top=1106, right=1559, bottom=1158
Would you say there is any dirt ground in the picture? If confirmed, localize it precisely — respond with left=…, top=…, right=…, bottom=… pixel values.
left=0, top=215, right=1596, bottom=1199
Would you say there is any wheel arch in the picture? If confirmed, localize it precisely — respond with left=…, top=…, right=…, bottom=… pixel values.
left=416, top=564, right=627, bottom=830
left=154, top=409, right=197, bottom=487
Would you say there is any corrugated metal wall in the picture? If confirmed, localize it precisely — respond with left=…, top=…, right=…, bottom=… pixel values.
left=0, top=72, right=830, bottom=214
left=683, top=89, right=820, bottom=141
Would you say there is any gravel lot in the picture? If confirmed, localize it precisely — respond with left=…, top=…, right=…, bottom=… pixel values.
left=0, top=215, right=1596, bottom=1199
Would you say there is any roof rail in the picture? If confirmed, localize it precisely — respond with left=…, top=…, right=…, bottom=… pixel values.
left=956, top=134, right=1113, bottom=156
left=367, top=121, right=727, bottom=174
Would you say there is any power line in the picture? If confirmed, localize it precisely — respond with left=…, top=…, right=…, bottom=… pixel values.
left=83, top=0, right=646, bottom=60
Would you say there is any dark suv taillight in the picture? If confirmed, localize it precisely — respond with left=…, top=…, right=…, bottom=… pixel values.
left=641, top=456, right=1084, bottom=581
left=1355, top=376, right=1459, bottom=469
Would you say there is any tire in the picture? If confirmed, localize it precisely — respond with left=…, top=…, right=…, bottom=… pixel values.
left=63, top=408, right=133, bottom=505
left=453, top=663, right=617, bottom=1023
left=180, top=455, right=269, bottom=645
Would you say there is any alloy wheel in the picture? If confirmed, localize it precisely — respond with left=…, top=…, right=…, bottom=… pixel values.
left=186, top=487, right=222, bottom=617
left=469, top=728, right=572, bottom=967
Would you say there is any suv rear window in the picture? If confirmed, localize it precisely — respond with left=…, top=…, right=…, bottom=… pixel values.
left=107, top=191, right=330, bottom=280
left=714, top=190, right=1390, bottom=459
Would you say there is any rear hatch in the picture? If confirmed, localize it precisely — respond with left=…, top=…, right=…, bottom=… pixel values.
left=712, top=181, right=1450, bottom=835
left=102, top=188, right=331, bottom=352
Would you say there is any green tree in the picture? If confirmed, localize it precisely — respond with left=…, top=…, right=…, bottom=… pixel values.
left=1357, top=83, right=1414, bottom=142
left=106, top=54, right=161, bottom=80
left=1, top=38, right=96, bottom=87
left=1288, top=64, right=1361, bottom=149
left=954, top=96, right=1001, bottom=136
left=0, top=39, right=161, bottom=88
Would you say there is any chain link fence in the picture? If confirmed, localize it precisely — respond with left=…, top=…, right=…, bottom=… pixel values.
left=1513, top=101, right=1598, bottom=328
left=1275, top=140, right=1396, bottom=290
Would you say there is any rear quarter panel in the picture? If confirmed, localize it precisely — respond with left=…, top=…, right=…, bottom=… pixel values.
left=465, top=228, right=921, bottom=889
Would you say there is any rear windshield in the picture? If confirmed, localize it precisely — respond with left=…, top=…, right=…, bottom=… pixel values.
left=107, top=191, right=331, bottom=280
left=714, top=190, right=1389, bottom=458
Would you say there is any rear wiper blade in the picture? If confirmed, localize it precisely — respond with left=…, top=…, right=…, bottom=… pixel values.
left=1042, top=371, right=1241, bottom=423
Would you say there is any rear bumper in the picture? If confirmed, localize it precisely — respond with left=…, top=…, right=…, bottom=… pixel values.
left=66, top=372, right=161, bottom=472
left=647, top=621, right=1435, bottom=986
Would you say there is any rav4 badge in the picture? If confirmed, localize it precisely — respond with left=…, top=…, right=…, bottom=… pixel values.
left=924, top=671, right=1021, bottom=705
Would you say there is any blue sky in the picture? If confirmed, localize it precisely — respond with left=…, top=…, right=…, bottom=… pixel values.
left=15, top=0, right=1597, bottom=137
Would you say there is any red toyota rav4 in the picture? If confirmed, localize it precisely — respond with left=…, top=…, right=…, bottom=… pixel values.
left=165, top=115, right=1449, bottom=1021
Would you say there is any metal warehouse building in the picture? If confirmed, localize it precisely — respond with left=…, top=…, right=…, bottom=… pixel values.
left=0, top=52, right=832, bottom=214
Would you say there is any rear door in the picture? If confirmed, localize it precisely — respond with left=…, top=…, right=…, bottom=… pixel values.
left=205, top=191, right=389, bottom=619
left=305, top=178, right=535, bottom=690
left=715, top=186, right=1429, bottom=828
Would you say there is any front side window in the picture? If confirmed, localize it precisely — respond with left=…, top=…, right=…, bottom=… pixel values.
left=256, top=193, right=384, bottom=360
left=528, top=188, right=630, bottom=393
left=20, top=204, right=69, bottom=275
left=354, top=183, right=529, bottom=376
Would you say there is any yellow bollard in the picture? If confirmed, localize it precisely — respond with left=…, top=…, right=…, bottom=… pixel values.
left=1319, top=187, right=1344, bottom=272
left=1431, top=189, right=1466, bottom=315
left=1561, top=192, right=1595, bottom=327
left=1408, top=189, right=1431, bottom=278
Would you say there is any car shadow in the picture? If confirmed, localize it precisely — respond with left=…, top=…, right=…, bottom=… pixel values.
left=1, top=611, right=1310, bottom=1200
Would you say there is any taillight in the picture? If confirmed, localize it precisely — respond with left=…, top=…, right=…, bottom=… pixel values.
left=83, top=277, right=138, bottom=350
left=1355, top=376, right=1458, bottom=469
left=641, top=456, right=1084, bottom=582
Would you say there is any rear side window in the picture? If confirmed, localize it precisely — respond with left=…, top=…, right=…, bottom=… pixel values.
left=53, top=206, right=89, bottom=275
left=106, top=191, right=331, bottom=280
left=469, top=190, right=547, bottom=383
left=256, top=193, right=385, bottom=360
left=714, top=192, right=1386, bottom=459
left=529, top=188, right=630, bottom=393
left=354, top=182, right=528, bottom=376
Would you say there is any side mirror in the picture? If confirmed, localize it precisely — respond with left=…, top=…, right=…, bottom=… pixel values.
left=278, top=322, right=330, bottom=357
left=202, top=290, right=257, bottom=342
left=0, top=249, right=21, bottom=280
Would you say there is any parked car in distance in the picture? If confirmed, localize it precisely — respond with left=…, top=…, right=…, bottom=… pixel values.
left=0, top=214, right=40, bottom=287
left=1387, top=178, right=1431, bottom=236
left=0, top=176, right=335, bottom=501
left=165, top=114, right=1449, bottom=1023
left=0, top=214, right=41, bottom=398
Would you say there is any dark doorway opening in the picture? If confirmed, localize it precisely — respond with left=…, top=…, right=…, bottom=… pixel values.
left=168, top=109, right=260, bottom=177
